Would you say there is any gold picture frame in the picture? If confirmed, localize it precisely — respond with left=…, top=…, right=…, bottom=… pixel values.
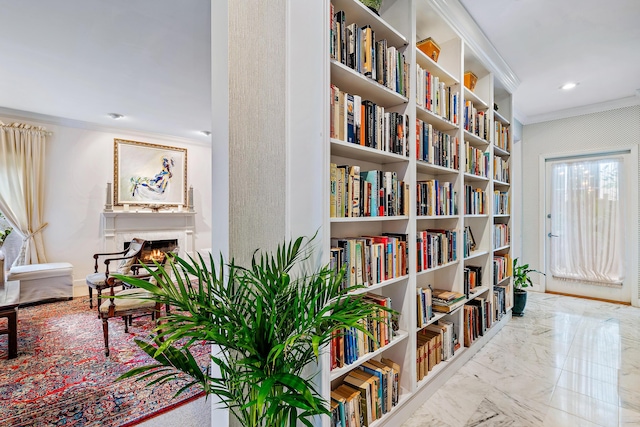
left=114, top=139, right=187, bottom=206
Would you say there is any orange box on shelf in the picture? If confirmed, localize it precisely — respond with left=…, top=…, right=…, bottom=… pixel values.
left=417, top=37, right=440, bottom=62
left=464, top=71, right=478, bottom=92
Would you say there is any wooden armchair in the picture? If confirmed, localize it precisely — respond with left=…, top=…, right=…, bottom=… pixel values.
left=99, top=268, right=161, bottom=357
left=85, top=238, right=146, bottom=309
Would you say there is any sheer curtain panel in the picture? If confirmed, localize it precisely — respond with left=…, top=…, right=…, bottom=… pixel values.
left=550, top=157, right=624, bottom=285
left=0, top=122, right=48, bottom=266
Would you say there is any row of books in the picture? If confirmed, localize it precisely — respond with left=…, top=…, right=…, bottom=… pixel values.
left=463, top=297, right=493, bottom=347
left=463, top=265, right=482, bottom=297
left=331, top=357, right=400, bottom=427
left=331, top=292, right=394, bottom=369
left=415, top=65, right=459, bottom=124
left=331, top=6, right=409, bottom=97
left=417, top=179, right=457, bottom=216
left=330, top=164, right=409, bottom=218
left=493, top=254, right=512, bottom=285
left=416, top=119, right=459, bottom=170
left=494, top=191, right=510, bottom=215
left=330, top=85, right=409, bottom=157
left=494, top=121, right=510, bottom=152
left=417, top=321, right=455, bottom=382
left=465, top=142, right=490, bottom=178
left=494, top=157, right=510, bottom=183
left=416, top=229, right=457, bottom=273
left=494, top=223, right=510, bottom=249
left=465, top=185, right=486, bottom=215
left=330, top=234, right=408, bottom=290
left=464, top=103, right=491, bottom=142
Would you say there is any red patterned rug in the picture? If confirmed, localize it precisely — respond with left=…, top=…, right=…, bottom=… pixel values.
left=0, top=297, right=208, bottom=426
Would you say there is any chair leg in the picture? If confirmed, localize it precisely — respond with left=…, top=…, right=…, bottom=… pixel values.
left=7, top=309, right=17, bottom=359
left=102, top=318, right=110, bottom=357
left=88, top=287, right=93, bottom=309
left=123, top=316, right=129, bottom=333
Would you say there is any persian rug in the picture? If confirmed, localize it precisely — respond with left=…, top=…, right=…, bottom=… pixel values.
left=0, top=298, right=208, bottom=427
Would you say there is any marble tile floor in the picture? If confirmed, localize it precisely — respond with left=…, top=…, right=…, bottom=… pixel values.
left=402, top=292, right=640, bottom=427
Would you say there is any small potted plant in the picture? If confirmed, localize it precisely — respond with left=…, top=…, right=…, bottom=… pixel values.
left=512, top=258, right=544, bottom=316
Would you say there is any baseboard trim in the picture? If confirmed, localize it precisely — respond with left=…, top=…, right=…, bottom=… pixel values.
left=545, top=291, right=631, bottom=306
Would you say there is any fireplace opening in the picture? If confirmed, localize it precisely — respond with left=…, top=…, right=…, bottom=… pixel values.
left=124, top=239, right=178, bottom=264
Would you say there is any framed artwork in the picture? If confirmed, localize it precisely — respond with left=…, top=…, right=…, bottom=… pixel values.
left=114, top=139, right=187, bottom=206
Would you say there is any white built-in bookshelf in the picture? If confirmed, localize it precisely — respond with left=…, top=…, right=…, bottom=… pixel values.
left=323, top=0, right=515, bottom=425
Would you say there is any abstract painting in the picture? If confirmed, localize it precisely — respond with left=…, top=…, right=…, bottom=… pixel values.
left=114, top=139, right=187, bottom=206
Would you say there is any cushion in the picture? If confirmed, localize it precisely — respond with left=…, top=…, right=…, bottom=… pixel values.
left=117, top=247, right=140, bottom=274
left=8, top=262, right=73, bottom=280
left=86, top=272, right=107, bottom=287
left=99, top=288, right=156, bottom=313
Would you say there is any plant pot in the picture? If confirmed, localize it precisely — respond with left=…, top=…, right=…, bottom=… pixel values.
left=359, top=0, right=383, bottom=14
left=513, top=290, right=527, bottom=316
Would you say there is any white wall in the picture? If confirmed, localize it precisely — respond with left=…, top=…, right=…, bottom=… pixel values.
left=0, top=114, right=212, bottom=295
left=521, top=105, right=640, bottom=298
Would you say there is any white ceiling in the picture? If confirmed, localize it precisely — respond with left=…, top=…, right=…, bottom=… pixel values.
left=0, top=0, right=638, bottom=137
left=0, top=0, right=211, bottom=141
left=460, top=0, right=640, bottom=123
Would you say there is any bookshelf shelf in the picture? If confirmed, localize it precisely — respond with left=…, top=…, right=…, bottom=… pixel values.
left=416, top=214, right=459, bottom=220
left=330, top=215, right=409, bottom=223
left=416, top=161, right=459, bottom=175
left=463, top=172, right=489, bottom=182
left=415, top=49, right=459, bottom=86
left=493, top=214, right=510, bottom=218
left=493, top=145, right=510, bottom=157
left=349, top=275, right=409, bottom=295
left=417, top=259, right=459, bottom=276
left=331, top=139, right=410, bottom=163
left=368, top=394, right=412, bottom=427
left=494, top=244, right=510, bottom=252
left=493, top=109, right=510, bottom=125
left=332, top=0, right=407, bottom=47
left=468, top=285, right=490, bottom=298
left=330, top=330, right=409, bottom=381
left=417, top=312, right=447, bottom=332
left=464, top=130, right=490, bottom=147
left=463, top=87, right=488, bottom=109
left=416, top=348, right=467, bottom=391
left=464, top=214, right=489, bottom=218
left=464, top=250, right=489, bottom=261
left=416, top=105, right=459, bottom=131
left=496, top=275, right=512, bottom=286
left=331, top=60, right=408, bottom=107
left=494, top=179, right=510, bottom=187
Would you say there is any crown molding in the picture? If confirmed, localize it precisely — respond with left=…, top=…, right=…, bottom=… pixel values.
left=430, top=0, right=520, bottom=94
left=523, top=96, right=640, bottom=125
left=0, top=106, right=210, bottom=147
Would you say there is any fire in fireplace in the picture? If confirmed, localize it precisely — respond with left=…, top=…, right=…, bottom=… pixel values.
left=125, top=239, right=179, bottom=264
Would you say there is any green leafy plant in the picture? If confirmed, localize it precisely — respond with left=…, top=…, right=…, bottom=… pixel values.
left=0, top=212, right=12, bottom=247
left=113, top=235, right=391, bottom=427
left=513, top=257, right=545, bottom=292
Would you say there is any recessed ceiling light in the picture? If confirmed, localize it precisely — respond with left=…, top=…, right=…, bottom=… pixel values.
left=108, top=113, right=124, bottom=119
left=560, top=82, right=578, bottom=90
left=200, top=130, right=211, bottom=136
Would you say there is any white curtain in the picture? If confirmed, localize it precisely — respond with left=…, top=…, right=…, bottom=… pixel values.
left=550, top=157, right=624, bottom=285
left=0, top=122, right=48, bottom=266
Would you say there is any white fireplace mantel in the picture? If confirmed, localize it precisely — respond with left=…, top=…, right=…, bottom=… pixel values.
left=101, top=211, right=196, bottom=258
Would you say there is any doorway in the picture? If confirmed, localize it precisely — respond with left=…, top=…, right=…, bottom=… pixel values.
left=543, top=149, right=636, bottom=303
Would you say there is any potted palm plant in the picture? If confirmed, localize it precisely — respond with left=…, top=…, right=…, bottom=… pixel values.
left=512, top=258, right=544, bottom=316
left=113, top=235, right=391, bottom=427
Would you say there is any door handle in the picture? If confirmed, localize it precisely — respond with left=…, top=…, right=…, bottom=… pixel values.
left=548, top=233, right=559, bottom=238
